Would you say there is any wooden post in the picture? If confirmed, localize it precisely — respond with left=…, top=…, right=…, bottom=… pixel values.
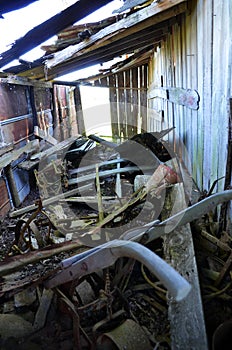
left=161, top=183, right=208, bottom=349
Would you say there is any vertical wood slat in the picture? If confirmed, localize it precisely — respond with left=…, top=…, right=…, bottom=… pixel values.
left=92, top=65, right=148, bottom=140
left=109, top=74, right=119, bottom=140
left=125, top=69, right=134, bottom=138
left=117, top=72, right=126, bottom=140
left=140, top=65, right=148, bottom=133
left=131, top=68, right=138, bottom=136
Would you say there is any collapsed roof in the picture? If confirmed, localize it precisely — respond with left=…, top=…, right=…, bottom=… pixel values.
left=0, top=0, right=187, bottom=82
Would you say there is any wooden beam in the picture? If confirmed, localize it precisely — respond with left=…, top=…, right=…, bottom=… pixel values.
left=0, top=0, right=38, bottom=16
left=0, top=76, right=52, bottom=88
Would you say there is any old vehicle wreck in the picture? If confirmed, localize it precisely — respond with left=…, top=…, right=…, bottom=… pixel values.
left=0, top=1, right=232, bottom=349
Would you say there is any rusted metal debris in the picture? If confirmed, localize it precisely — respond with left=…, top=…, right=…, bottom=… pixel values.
left=0, top=132, right=232, bottom=349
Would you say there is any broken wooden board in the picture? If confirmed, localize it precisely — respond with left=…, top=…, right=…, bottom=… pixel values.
left=0, top=240, right=87, bottom=278
left=34, top=126, right=58, bottom=146
left=0, top=140, right=39, bottom=170
left=33, top=289, right=54, bottom=331
left=148, top=86, right=200, bottom=110
left=30, top=135, right=79, bottom=161
left=161, top=183, right=208, bottom=349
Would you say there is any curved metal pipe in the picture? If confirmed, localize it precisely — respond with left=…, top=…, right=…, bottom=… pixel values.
left=109, top=240, right=191, bottom=302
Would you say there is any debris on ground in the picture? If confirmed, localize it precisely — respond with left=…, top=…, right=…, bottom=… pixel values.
left=0, top=131, right=231, bottom=349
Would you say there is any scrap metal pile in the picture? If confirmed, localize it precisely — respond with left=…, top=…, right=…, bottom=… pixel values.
left=0, top=129, right=232, bottom=349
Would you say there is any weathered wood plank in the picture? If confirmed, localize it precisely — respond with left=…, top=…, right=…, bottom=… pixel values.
left=109, top=74, right=119, bottom=140
left=132, top=67, right=138, bottom=135
left=73, top=85, right=85, bottom=136
left=68, top=158, right=127, bottom=176
left=125, top=69, right=133, bottom=138
left=117, top=72, right=126, bottom=139
left=148, top=86, right=200, bottom=110
left=161, top=183, right=208, bottom=349
left=61, top=196, right=117, bottom=204
left=0, top=76, right=52, bottom=88
left=30, top=136, right=79, bottom=161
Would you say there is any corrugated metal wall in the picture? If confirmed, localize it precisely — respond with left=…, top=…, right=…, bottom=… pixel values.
left=148, top=0, right=232, bottom=193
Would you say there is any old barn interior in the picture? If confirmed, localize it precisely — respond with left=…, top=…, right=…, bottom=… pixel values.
left=0, top=1, right=232, bottom=349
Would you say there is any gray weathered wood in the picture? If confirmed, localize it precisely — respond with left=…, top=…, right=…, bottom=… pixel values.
left=30, top=136, right=79, bottom=161
left=161, top=183, right=208, bottom=349
left=148, top=86, right=200, bottom=110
